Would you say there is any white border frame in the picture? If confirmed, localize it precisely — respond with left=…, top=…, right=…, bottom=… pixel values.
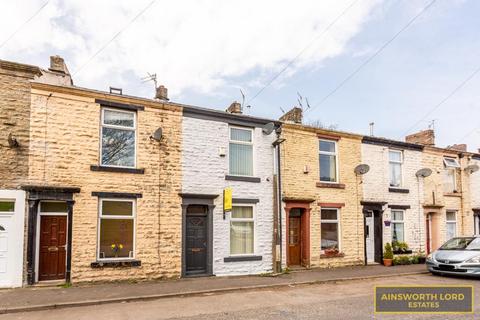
left=229, top=203, right=256, bottom=257
left=318, top=139, right=339, bottom=183
left=97, top=198, right=136, bottom=261
left=35, top=200, right=68, bottom=283
left=319, top=207, right=341, bottom=253
left=388, top=149, right=404, bottom=188
left=228, top=125, right=255, bottom=177
left=390, top=209, right=405, bottom=243
left=445, top=210, right=457, bottom=240
left=99, top=107, right=137, bottom=169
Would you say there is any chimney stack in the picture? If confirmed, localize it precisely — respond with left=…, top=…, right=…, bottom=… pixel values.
left=49, top=55, right=70, bottom=75
left=226, top=101, right=242, bottom=114
left=405, top=129, right=435, bottom=146
left=155, top=85, right=169, bottom=101
left=448, top=144, right=467, bottom=152
left=280, top=107, right=303, bottom=124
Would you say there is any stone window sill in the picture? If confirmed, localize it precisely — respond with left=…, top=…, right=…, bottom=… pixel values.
left=444, top=192, right=461, bottom=197
left=316, top=182, right=345, bottom=189
left=91, top=259, right=141, bottom=268
left=224, top=255, right=262, bottom=262
left=90, top=165, right=145, bottom=174
left=225, top=175, right=261, bottom=183
left=320, top=252, right=345, bottom=259
left=388, top=187, right=409, bottom=194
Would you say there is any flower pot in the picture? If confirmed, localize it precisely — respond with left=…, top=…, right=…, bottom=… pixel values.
left=383, top=258, right=393, bottom=267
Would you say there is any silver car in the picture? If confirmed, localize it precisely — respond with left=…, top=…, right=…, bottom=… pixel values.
left=427, top=236, right=480, bottom=277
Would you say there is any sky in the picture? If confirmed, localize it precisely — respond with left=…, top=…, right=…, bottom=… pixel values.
left=1, top=0, right=479, bottom=151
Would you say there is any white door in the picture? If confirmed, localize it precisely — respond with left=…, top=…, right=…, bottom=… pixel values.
left=0, top=190, right=25, bottom=288
left=475, top=215, right=479, bottom=235
left=365, top=213, right=375, bottom=263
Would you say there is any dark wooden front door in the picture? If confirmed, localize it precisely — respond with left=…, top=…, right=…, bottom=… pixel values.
left=373, top=211, right=383, bottom=264
left=39, top=216, right=67, bottom=281
left=288, top=217, right=301, bottom=265
left=186, top=215, right=207, bottom=274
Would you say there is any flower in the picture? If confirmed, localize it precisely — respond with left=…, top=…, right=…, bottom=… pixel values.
left=111, top=244, right=116, bottom=249
left=119, top=244, right=124, bottom=249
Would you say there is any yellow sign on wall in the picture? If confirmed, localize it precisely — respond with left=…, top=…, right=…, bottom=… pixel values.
left=224, top=187, right=232, bottom=212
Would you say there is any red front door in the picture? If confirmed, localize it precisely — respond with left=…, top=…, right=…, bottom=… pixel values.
left=288, top=217, right=301, bottom=265
left=39, top=216, right=67, bottom=281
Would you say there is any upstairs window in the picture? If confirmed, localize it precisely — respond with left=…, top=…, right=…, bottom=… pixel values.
left=319, top=140, right=338, bottom=182
left=389, top=150, right=403, bottom=187
left=101, top=108, right=136, bottom=168
left=443, top=157, right=459, bottom=193
left=229, top=127, right=253, bottom=176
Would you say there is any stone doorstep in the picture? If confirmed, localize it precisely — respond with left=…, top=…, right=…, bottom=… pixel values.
left=0, top=268, right=428, bottom=315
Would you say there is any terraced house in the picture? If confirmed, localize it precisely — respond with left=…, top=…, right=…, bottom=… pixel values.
left=406, top=130, right=477, bottom=253
left=361, top=136, right=426, bottom=264
left=180, top=102, right=278, bottom=276
left=0, top=57, right=72, bottom=287
left=279, top=108, right=365, bottom=268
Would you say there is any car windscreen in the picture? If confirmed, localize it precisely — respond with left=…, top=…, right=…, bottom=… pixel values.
left=440, top=237, right=475, bottom=250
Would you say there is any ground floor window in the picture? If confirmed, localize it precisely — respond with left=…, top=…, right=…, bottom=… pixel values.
left=230, top=205, right=254, bottom=255
left=320, top=208, right=339, bottom=251
left=391, top=210, right=405, bottom=243
left=446, top=211, right=457, bottom=240
left=98, top=199, right=135, bottom=259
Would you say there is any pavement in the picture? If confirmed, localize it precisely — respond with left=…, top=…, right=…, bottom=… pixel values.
left=0, top=264, right=427, bottom=315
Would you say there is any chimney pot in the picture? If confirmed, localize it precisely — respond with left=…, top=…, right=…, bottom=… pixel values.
left=155, top=85, right=169, bottom=101
left=448, top=144, right=467, bottom=152
left=405, top=129, right=435, bottom=146
left=226, top=101, right=242, bottom=114
left=279, top=107, right=303, bottom=124
left=49, top=55, right=70, bottom=74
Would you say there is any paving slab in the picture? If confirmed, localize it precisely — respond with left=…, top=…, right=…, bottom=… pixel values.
left=0, top=264, right=427, bottom=314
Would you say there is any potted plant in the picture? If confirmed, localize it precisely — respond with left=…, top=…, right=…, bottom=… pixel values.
left=383, top=242, right=393, bottom=266
left=324, top=246, right=339, bottom=256
left=415, top=250, right=426, bottom=264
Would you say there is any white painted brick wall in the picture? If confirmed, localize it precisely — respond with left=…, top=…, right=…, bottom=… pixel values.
left=470, top=159, right=480, bottom=209
left=182, top=116, right=275, bottom=275
left=361, top=144, right=425, bottom=252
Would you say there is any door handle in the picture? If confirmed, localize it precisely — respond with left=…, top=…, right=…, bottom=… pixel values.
left=48, top=246, right=59, bottom=252
left=191, top=248, right=201, bottom=252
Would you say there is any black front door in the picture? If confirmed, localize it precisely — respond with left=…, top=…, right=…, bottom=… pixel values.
left=186, top=210, right=207, bottom=275
left=373, top=211, right=383, bottom=264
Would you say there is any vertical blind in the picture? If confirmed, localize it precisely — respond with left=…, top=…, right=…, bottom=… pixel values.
left=229, top=128, right=253, bottom=176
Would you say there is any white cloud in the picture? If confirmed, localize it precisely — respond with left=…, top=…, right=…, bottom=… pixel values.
left=0, top=0, right=382, bottom=98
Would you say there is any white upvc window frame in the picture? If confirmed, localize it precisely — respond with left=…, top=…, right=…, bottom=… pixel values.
left=97, top=198, right=136, bottom=261
left=100, top=107, right=137, bottom=169
left=320, top=207, right=341, bottom=253
left=228, top=126, right=255, bottom=177
left=319, top=139, right=339, bottom=183
left=446, top=210, right=457, bottom=240
left=443, top=157, right=459, bottom=193
left=229, top=204, right=256, bottom=256
left=389, top=149, right=403, bottom=188
left=391, top=209, right=405, bottom=243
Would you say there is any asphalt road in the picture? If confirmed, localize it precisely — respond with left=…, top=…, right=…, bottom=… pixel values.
left=3, top=273, right=478, bottom=320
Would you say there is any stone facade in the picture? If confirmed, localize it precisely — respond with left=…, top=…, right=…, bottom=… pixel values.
left=280, top=124, right=364, bottom=268
left=0, top=60, right=41, bottom=189
left=181, top=114, right=276, bottom=275
left=361, top=140, right=425, bottom=253
left=28, top=82, right=183, bottom=283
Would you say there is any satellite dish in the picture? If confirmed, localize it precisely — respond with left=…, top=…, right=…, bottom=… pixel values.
left=262, top=122, right=275, bottom=135
left=151, top=127, right=163, bottom=141
left=354, top=164, right=370, bottom=175
left=415, top=168, right=432, bottom=178
left=466, top=164, right=479, bottom=174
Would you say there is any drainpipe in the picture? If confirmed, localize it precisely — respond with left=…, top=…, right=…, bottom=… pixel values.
left=273, top=130, right=285, bottom=273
